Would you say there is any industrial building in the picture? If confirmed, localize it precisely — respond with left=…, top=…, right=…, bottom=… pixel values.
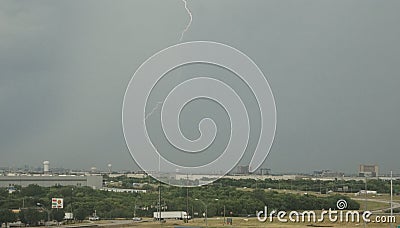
left=233, top=165, right=250, bottom=175
left=0, top=174, right=103, bottom=189
left=313, top=170, right=345, bottom=178
left=100, top=187, right=147, bottom=193
left=359, top=164, right=379, bottom=177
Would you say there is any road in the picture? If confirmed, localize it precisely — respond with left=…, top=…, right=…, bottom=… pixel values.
left=351, top=197, right=400, bottom=213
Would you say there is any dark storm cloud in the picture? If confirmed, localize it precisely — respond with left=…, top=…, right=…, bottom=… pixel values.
left=0, top=0, right=399, bottom=174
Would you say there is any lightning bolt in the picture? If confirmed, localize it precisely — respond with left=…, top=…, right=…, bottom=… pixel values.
left=145, top=101, right=163, bottom=120
left=145, top=1, right=192, bottom=120
left=143, top=101, right=164, bottom=173
left=179, top=0, right=193, bottom=41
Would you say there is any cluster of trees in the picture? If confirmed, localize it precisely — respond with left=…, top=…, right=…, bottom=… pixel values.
left=0, top=208, right=64, bottom=227
left=0, top=209, right=17, bottom=227
left=7, top=176, right=396, bottom=223
left=151, top=185, right=359, bottom=217
left=1, top=182, right=360, bottom=222
left=105, top=175, right=400, bottom=194
left=215, top=178, right=400, bottom=194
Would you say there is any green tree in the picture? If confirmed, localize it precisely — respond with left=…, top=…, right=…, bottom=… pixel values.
left=0, top=209, right=17, bottom=227
left=0, top=188, right=8, bottom=198
left=52, top=209, right=65, bottom=224
left=21, top=184, right=45, bottom=197
left=74, top=208, right=87, bottom=222
left=19, top=209, right=43, bottom=226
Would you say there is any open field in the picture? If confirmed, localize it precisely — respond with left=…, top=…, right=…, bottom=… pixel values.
left=94, top=216, right=400, bottom=228
left=354, top=199, right=390, bottom=211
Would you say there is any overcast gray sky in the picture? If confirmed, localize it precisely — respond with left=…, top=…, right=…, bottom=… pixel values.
left=1, top=0, right=399, bottom=174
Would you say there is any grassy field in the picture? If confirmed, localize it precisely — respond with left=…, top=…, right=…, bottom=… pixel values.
left=86, top=190, right=400, bottom=228
left=122, top=217, right=400, bottom=228
left=114, top=215, right=400, bottom=228
left=354, top=200, right=389, bottom=211
left=347, top=193, right=400, bottom=202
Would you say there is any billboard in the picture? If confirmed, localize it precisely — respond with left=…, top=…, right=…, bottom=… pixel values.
left=52, top=198, right=63, bottom=209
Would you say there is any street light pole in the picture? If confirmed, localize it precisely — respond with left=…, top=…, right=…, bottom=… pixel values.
left=133, top=195, right=142, bottom=218
left=36, top=203, right=50, bottom=228
left=134, top=199, right=137, bottom=218
left=195, top=198, right=219, bottom=227
left=71, top=188, right=74, bottom=220
left=215, top=198, right=224, bottom=224
left=192, top=205, right=194, bottom=222
left=223, top=205, right=226, bottom=224
left=205, top=205, right=208, bottom=227
left=195, top=199, right=208, bottom=227
left=158, top=182, right=162, bottom=223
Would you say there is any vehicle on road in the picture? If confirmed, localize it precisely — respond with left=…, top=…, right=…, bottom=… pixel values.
left=89, top=216, right=100, bottom=221
left=153, top=211, right=190, bottom=220
left=64, top=212, right=74, bottom=220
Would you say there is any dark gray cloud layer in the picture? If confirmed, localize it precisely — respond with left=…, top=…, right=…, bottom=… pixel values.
left=1, top=0, right=399, bottom=174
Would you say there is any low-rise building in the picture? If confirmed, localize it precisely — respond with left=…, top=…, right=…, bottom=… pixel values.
left=359, top=164, right=379, bottom=177
left=0, top=174, right=103, bottom=189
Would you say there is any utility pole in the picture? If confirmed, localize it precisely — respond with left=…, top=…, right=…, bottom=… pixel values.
left=37, top=203, right=50, bottom=228
left=223, top=205, right=226, bottom=224
left=364, top=176, right=367, bottom=228
left=71, top=188, right=74, bottom=218
left=390, top=171, right=393, bottom=228
left=186, top=174, right=189, bottom=223
left=158, top=182, right=161, bottom=223
left=192, top=205, right=194, bottom=222
left=186, top=187, right=189, bottom=223
left=319, top=181, right=322, bottom=194
left=206, top=206, right=208, bottom=227
left=134, top=196, right=140, bottom=218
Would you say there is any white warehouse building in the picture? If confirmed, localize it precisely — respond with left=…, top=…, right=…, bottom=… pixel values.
left=0, top=174, right=103, bottom=189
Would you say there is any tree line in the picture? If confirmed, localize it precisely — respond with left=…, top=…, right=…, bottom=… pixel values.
left=0, top=180, right=360, bottom=225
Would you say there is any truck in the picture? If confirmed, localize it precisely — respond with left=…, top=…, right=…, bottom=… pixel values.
left=153, top=211, right=190, bottom=220
left=64, top=213, right=74, bottom=220
left=88, top=210, right=100, bottom=221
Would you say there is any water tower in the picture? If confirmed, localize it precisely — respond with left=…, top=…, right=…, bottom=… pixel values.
left=43, top=161, right=50, bottom=174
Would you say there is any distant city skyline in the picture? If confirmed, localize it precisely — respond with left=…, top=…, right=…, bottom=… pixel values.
left=0, top=161, right=394, bottom=177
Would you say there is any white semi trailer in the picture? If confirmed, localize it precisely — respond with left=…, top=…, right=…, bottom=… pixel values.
left=153, top=211, right=190, bottom=220
left=64, top=213, right=74, bottom=220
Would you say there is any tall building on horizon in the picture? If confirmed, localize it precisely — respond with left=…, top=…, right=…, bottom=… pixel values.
left=359, top=164, right=379, bottom=177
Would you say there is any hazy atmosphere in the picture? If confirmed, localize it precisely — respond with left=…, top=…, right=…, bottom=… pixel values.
left=1, top=0, right=400, bottom=174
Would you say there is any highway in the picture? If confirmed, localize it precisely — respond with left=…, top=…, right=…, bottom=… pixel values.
left=351, top=197, right=400, bottom=213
